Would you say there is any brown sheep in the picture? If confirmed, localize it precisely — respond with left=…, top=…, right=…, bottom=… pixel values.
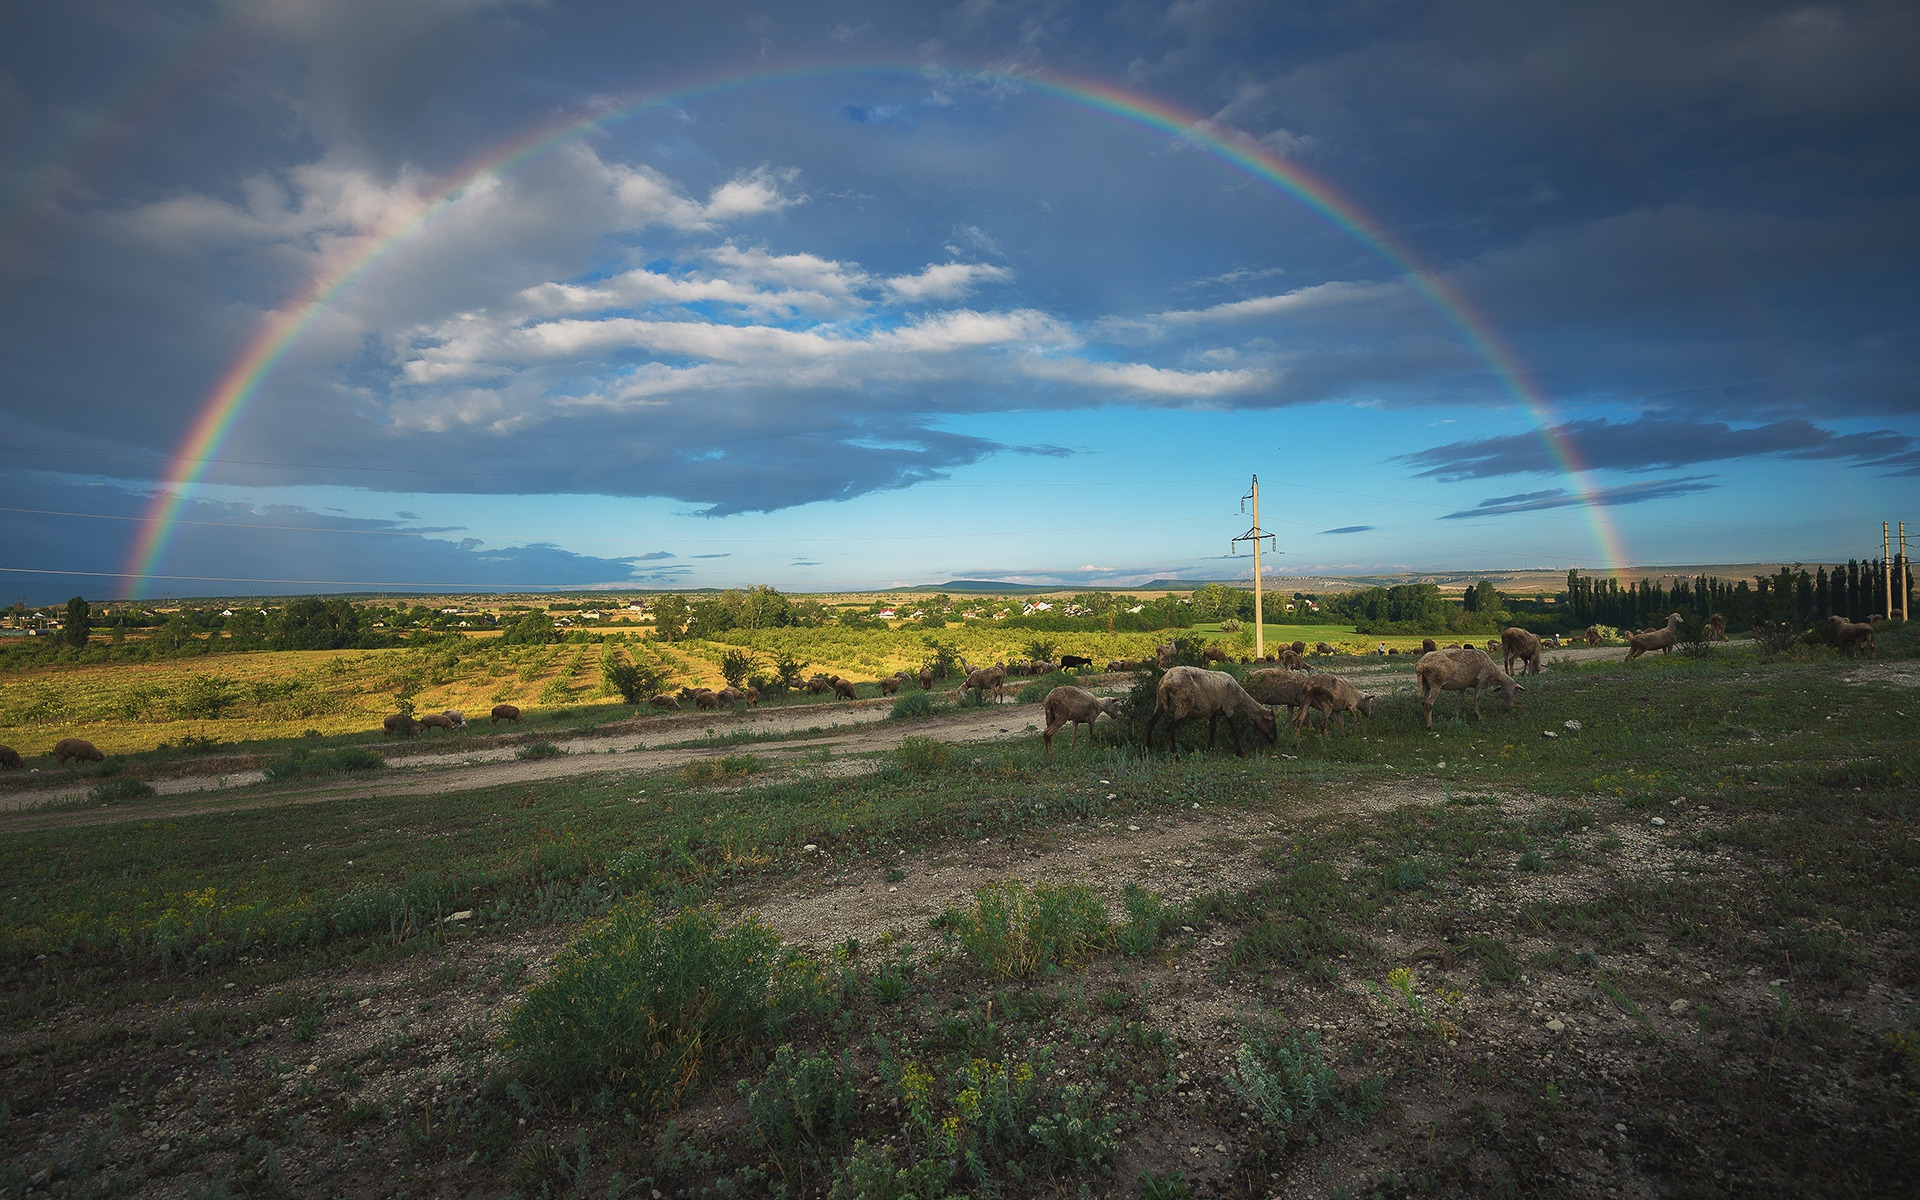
left=418, top=712, right=460, bottom=732
left=1107, top=659, right=1134, bottom=672
left=1201, top=645, right=1231, bottom=665
left=1827, top=614, right=1875, bottom=658
left=1041, top=686, right=1122, bottom=756
left=918, top=666, right=934, bottom=690
left=1296, top=674, right=1375, bottom=736
left=716, top=687, right=745, bottom=706
left=1421, top=638, right=1438, bottom=653
left=687, top=688, right=723, bottom=710
left=881, top=676, right=901, bottom=696
left=1585, top=625, right=1601, bottom=648
left=0, top=745, right=24, bottom=769
left=831, top=677, right=859, bottom=700
left=1625, top=613, right=1684, bottom=662
left=649, top=694, right=681, bottom=711
left=741, top=686, right=760, bottom=708
left=1486, top=639, right=1501, bottom=655
left=382, top=713, right=417, bottom=737
left=1243, top=667, right=1312, bottom=724
left=805, top=674, right=835, bottom=695
left=960, top=664, right=1006, bottom=703
left=441, top=709, right=467, bottom=728
left=1155, top=641, right=1177, bottom=668
left=1290, top=640, right=1307, bottom=656
left=1315, top=641, right=1337, bottom=655
left=1415, top=648, right=1524, bottom=730
left=1500, top=627, right=1543, bottom=677
left=53, top=737, right=105, bottom=764
left=490, top=703, right=523, bottom=724
left=1144, top=666, right=1277, bottom=756
left=1708, top=613, right=1727, bottom=642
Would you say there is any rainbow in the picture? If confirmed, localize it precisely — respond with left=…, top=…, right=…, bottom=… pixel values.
left=123, top=64, right=1628, bottom=595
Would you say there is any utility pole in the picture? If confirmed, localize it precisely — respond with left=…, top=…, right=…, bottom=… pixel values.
left=1901, top=521, right=1910, bottom=621
left=1232, top=476, right=1276, bottom=660
left=1886, top=522, right=1895, bottom=620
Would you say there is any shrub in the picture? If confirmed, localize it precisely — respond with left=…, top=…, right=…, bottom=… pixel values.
left=894, top=735, right=950, bottom=774
left=1750, top=620, right=1800, bottom=655
left=772, top=651, right=810, bottom=693
left=681, top=754, right=761, bottom=785
left=939, top=880, right=1114, bottom=979
left=1021, top=638, right=1057, bottom=662
left=1230, top=1029, right=1380, bottom=1134
left=516, top=741, right=562, bottom=761
left=740, top=1046, right=858, bottom=1172
left=602, top=657, right=666, bottom=705
left=90, top=776, right=156, bottom=804
left=921, top=637, right=962, bottom=680
left=888, top=692, right=934, bottom=721
left=171, top=674, right=239, bottom=720
left=1219, top=618, right=1243, bottom=633
left=262, top=746, right=385, bottom=780
left=502, top=902, right=802, bottom=1108
left=1676, top=614, right=1713, bottom=659
left=719, top=648, right=759, bottom=688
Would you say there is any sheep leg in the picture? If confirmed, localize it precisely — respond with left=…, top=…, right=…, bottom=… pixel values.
left=1165, top=713, right=1181, bottom=754
left=1206, top=713, right=1220, bottom=749
left=1228, top=715, right=1245, bottom=756
left=1471, top=684, right=1483, bottom=721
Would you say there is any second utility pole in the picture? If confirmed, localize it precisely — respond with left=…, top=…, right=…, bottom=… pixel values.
left=1234, top=475, right=1276, bottom=660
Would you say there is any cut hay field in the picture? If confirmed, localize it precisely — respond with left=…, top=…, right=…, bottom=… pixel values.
left=0, top=622, right=1377, bottom=757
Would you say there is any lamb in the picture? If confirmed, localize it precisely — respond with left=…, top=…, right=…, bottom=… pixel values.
left=1624, top=613, right=1684, bottom=662
left=1041, top=686, right=1123, bottom=756
left=1827, top=614, right=1875, bottom=658
left=53, top=737, right=105, bottom=764
left=1415, top=648, right=1524, bottom=730
left=1143, top=666, right=1277, bottom=756
left=649, top=694, right=680, bottom=711
left=1422, top=639, right=1438, bottom=653
left=1201, top=645, right=1230, bottom=664
left=1585, top=626, right=1601, bottom=648
left=417, top=712, right=461, bottom=732
left=382, top=713, right=417, bottom=737
left=490, top=703, right=523, bottom=724
left=1296, top=673, right=1375, bottom=736
left=0, top=745, right=24, bottom=769
left=1243, top=667, right=1313, bottom=724
left=1486, top=639, right=1501, bottom=655
left=1501, top=626, right=1543, bottom=676
left=831, top=677, right=859, bottom=700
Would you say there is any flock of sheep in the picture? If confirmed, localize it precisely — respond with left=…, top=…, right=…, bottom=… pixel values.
left=2, top=612, right=1883, bottom=772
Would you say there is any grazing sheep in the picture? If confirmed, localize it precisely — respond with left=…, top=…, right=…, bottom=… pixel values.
left=1041, top=686, right=1123, bottom=756
left=1415, top=648, right=1524, bottom=730
left=1422, top=638, right=1438, bottom=653
left=918, top=666, right=934, bottom=690
left=649, top=694, right=680, bottom=711
left=53, top=737, right=105, bottom=765
left=382, top=713, right=417, bottom=738
left=441, top=709, right=467, bottom=728
left=1585, top=626, right=1601, bottom=648
left=805, top=674, right=834, bottom=695
left=960, top=664, right=1006, bottom=703
left=1315, top=641, right=1336, bottom=655
left=1060, top=654, right=1093, bottom=671
left=1625, top=613, right=1684, bottom=662
left=1501, top=627, right=1543, bottom=676
left=1243, top=667, right=1313, bottom=724
left=716, top=687, right=745, bottom=706
left=1201, top=645, right=1231, bottom=665
left=1486, top=639, right=1501, bottom=655
left=881, top=676, right=901, bottom=695
left=418, top=712, right=460, bottom=732
left=490, top=703, right=523, bottom=724
left=1143, top=666, right=1277, bottom=756
left=1155, top=641, right=1177, bottom=668
left=832, top=677, right=859, bottom=700
left=1107, top=659, right=1134, bottom=672
left=1278, top=648, right=1306, bottom=670
left=1290, top=641, right=1307, bottom=656
left=1827, top=614, right=1875, bottom=658
left=0, top=745, right=24, bottom=769
left=692, top=689, right=723, bottom=710
left=1708, top=613, right=1727, bottom=642
left=741, top=686, right=761, bottom=708
left=1296, top=674, right=1375, bottom=736
left=1543, top=635, right=1563, bottom=650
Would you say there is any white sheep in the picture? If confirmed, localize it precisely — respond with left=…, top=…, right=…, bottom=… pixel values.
left=1624, top=613, right=1684, bottom=662
left=1415, top=648, right=1524, bottom=730
left=1242, top=667, right=1313, bottom=724
left=1041, top=686, right=1122, bottom=756
left=1827, top=614, right=1875, bottom=658
left=1143, top=666, right=1277, bottom=756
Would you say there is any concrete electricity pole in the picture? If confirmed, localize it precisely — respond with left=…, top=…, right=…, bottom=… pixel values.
left=1233, top=476, right=1277, bottom=660
left=1886, top=522, right=1895, bottom=620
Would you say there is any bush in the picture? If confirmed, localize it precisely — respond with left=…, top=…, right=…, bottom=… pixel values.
left=262, top=746, right=385, bottom=780
left=1021, top=638, right=1057, bottom=662
left=1751, top=620, right=1800, bottom=655
left=719, top=648, right=759, bottom=688
left=1676, top=614, right=1714, bottom=659
left=681, top=754, right=761, bottom=784
left=516, top=741, right=562, bottom=761
left=741, top=1046, right=858, bottom=1172
left=502, top=902, right=804, bottom=1108
left=89, top=776, right=156, bottom=804
left=888, top=692, right=935, bottom=721
left=921, top=637, right=962, bottom=681
left=603, top=657, right=666, bottom=705
left=938, top=880, right=1114, bottom=979
left=894, top=736, right=950, bottom=774
left=1230, top=1029, right=1380, bottom=1134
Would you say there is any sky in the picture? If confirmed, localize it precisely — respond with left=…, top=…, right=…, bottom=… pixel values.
left=1, top=0, right=1915, bottom=604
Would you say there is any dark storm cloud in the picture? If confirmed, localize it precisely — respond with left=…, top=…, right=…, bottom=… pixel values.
left=1319, top=525, right=1374, bottom=535
left=1397, top=415, right=1915, bottom=481
left=0, top=475, right=650, bottom=604
left=1439, top=477, right=1718, bottom=520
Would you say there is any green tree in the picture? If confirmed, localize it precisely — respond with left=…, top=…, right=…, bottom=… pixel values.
left=687, top=599, right=736, bottom=640
left=267, top=598, right=362, bottom=650
left=718, top=648, right=758, bottom=688
left=651, top=594, right=688, bottom=641
left=502, top=610, right=557, bottom=646
left=62, top=596, right=91, bottom=648
left=737, top=585, right=791, bottom=630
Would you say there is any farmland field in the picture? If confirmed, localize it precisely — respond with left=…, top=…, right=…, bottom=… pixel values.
left=1, top=628, right=1912, bottom=1198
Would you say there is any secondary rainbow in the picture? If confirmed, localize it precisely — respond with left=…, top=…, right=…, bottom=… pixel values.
left=124, top=63, right=1628, bottom=595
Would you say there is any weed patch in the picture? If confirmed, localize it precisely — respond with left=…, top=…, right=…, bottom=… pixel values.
left=937, top=880, right=1114, bottom=979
